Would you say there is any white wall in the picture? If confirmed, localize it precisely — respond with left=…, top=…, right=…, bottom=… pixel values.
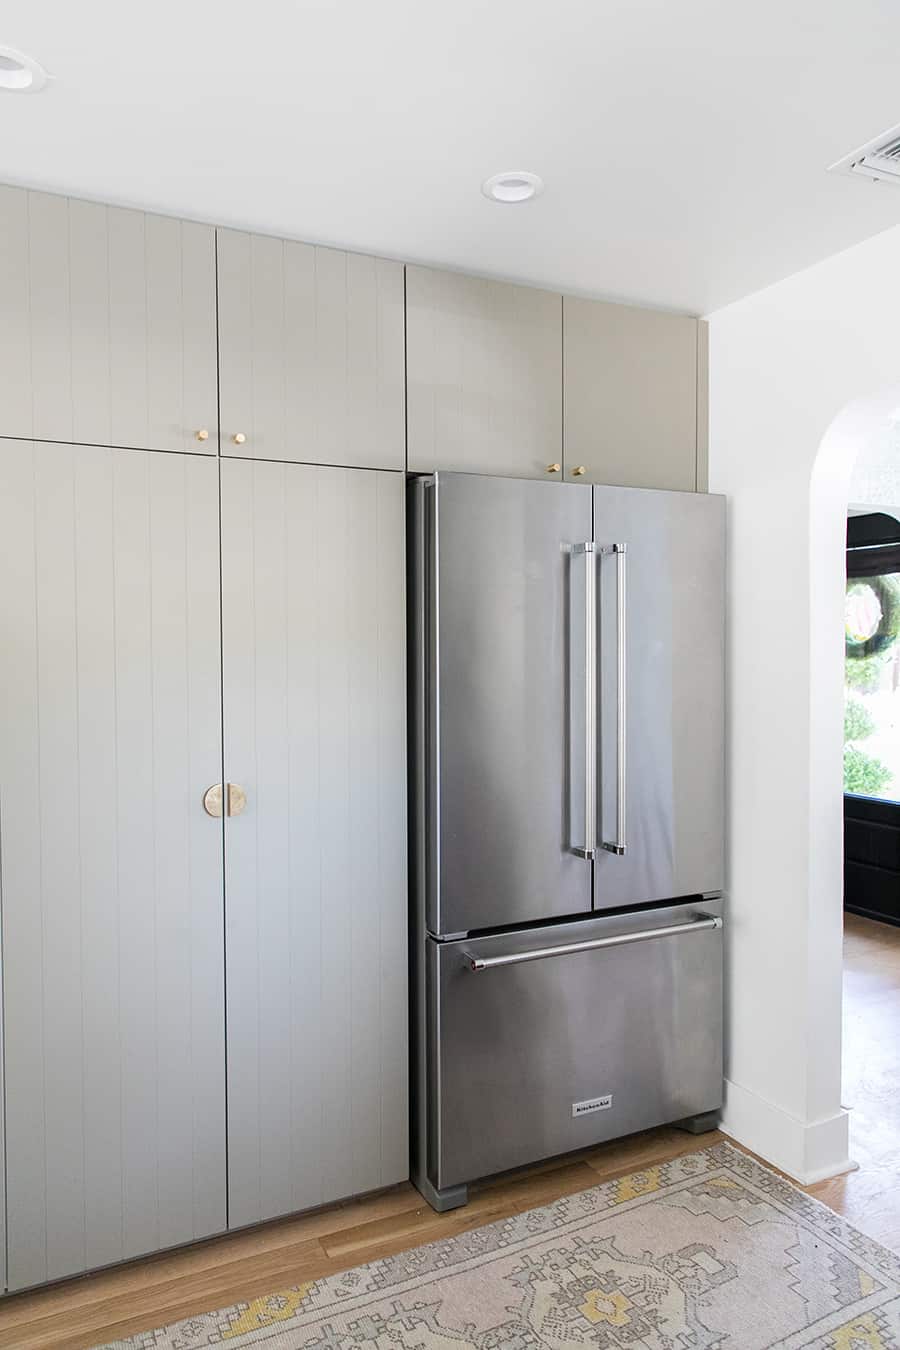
left=708, top=221, right=900, bottom=1184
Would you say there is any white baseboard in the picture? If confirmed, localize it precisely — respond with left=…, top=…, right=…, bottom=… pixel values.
left=720, top=1078, right=853, bottom=1185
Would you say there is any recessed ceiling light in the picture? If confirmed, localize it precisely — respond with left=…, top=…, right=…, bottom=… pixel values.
left=0, top=46, right=51, bottom=94
left=482, top=171, right=544, bottom=204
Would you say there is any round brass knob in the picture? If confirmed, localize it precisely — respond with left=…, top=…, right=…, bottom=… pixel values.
left=195, top=428, right=209, bottom=442
left=232, top=432, right=247, bottom=445
left=572, top=465, right=587, bottom=476
left=546, top=462, right=561, bottom=474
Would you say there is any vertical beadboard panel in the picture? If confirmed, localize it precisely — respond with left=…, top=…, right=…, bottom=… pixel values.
left=147, top=454, right=227, bottom=1248
left=107, top=208, right=150, bottom=449
left=73, top=451, right=123, bottom=1273
left=33, top=445, right=86, bottom=1281
left=113, top=448, right=161, bottom=1262
left=68, top=199, right=113, bottom=447
left=0, top=443, right=48, bottom=1285
left=406, top=264, right=563, bottom=479
left=284, top=466, right=324, bottom=1205
left=0, top=441, right=225, bottom=1291
left=27, top=192, right=75, bottom=444
left=313, top=249, right=349, bottom=468
left=0, top=186, right=32, bottom=438
left=315, top=469, right=354, bottom=1202
left=0, top=186, right=217, bottom=452
left=219, top=458, right=261, bottom=1227
left=222, top=461, right=407, bottom=1229
left=217, top=230, right=404, bottom=469
left=144, top=214, right=217, bottom=456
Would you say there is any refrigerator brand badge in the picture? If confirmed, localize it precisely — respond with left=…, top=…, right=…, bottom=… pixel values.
left=572, top=1094, right=612, bottom=1118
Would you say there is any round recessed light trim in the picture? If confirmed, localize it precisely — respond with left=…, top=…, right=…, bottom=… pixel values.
left=482, top=171, right=544, bottom=204
left=0, top=46, right=51, bottom=93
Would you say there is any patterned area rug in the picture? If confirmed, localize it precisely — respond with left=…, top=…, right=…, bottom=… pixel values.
left=99, top=1143, right=900, bottom=1349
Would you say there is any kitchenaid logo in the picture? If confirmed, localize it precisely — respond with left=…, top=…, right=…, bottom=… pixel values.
left=572, top=1094, right=612, bottom=1117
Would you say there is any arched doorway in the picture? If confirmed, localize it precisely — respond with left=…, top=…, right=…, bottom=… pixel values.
left=706, top=223, right=900, bottom=1192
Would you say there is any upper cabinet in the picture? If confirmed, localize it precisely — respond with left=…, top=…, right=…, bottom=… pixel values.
left=0, top=182, right=707, bottom=489
left=216, top=230, right=405, bottom=469
left=406, top=266, right=562, bottom=480
left=0, top=187, right=217, bottom=454
left=563, top=297, right=701, bottom=491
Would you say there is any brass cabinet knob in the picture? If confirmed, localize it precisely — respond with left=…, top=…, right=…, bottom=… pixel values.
left=232, top=432, right=246, bottom=445
left=195, top=428, right=210, bottom=442
left=571, top=465, right=587, bottom=476
left=203, top=782, right=248, bottom=818
left=546, top=463, right=561, bottom=474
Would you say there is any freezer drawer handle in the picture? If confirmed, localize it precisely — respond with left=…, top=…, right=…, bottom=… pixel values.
left=461, top=915, right=722, bottom=971
left=599, top=542, right=627, bottom=856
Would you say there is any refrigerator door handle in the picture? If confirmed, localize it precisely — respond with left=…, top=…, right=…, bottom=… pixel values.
left=461, top=915, right=722, bottom=971
left=571, top=543, right=596, bottom=860
left=599, top=543, right=627, bottom=856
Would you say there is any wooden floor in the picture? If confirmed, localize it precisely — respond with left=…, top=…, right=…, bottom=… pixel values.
left=805, top=911, right=900, bottom=1246
left=2, top=910, right=899, bottom=1350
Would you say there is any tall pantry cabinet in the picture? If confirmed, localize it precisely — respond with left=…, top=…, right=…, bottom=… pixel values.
left=0, top=187, right=408, bottom=1292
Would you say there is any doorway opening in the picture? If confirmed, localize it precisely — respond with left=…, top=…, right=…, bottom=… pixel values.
left=835, top=418, right=900, bottom=1239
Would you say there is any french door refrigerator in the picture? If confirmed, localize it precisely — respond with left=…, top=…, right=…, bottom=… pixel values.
left=409, top=471, right=725, bottom=1212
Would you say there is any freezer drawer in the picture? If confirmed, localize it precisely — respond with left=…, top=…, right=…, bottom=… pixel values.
left=427, top=901, right=722, bottom=1192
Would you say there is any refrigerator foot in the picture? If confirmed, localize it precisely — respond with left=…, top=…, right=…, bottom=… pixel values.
left=413, top=1175, right=469, bottom=1213
left=674, top=1109, right=721, bottom=1135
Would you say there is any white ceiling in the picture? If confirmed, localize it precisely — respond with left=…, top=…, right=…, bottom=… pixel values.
left=4, top=0, right=900, bottom=315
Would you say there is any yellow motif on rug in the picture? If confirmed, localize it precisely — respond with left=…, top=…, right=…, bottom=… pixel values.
left=223, top=1282, right=314, bottom=1339
left=579, top=1288, right=633, bottom=1326
left=830, top=1312, right=888, bottom=1348
left=613, top=1167, right=661, bottom=1202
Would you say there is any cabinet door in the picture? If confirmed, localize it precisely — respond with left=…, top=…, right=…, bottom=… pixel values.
left=217, top=230, right=405, bottom=468
left=563, top=297, right=699, bottom=490
left=0, top=187, right=217, bottom=453
left=0, top=442, right=226, bottom=1291
left=406, top=266, right=562, bottom=479
left=222, top=460, right=408, bottom=1228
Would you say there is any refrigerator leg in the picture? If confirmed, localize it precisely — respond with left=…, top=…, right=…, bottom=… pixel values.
left=674, top=1110, right=720, bottom=1135
left=414, top=1176, right=469, bottom=1213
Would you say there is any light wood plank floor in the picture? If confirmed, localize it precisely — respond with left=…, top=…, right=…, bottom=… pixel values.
left=2, top=909, right=897, bottom=1350
left=806, top=911, right=900, bottom=1246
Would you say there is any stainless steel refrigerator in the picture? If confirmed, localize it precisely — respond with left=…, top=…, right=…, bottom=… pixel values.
left=409, top=471, right=725, bottom=1212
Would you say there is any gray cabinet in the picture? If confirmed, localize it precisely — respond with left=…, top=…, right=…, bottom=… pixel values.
left=221, top=460, right=408, bottom=1228
left=406, top=266, right=562, bottom=479
left=216, top=230, right=405, bottom=468
left=0, top=188, right=217, bottom=454
left=0, top=442, right=410, bottom=1288
left=0, top=441, right=226, bottom=1291
left=563, top=297, right=701, bottom=491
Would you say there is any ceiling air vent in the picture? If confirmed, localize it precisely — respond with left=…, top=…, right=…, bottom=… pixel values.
left=830, top=124, right=900, bottom=185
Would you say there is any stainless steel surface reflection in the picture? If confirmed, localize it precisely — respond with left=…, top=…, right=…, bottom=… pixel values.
left=408, top=472, right=725, bottom=1212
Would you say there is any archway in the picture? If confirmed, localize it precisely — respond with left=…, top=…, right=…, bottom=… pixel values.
left=707, top=222, right=900, bottom=1186
left=807, top=389, right=900, bottom=1162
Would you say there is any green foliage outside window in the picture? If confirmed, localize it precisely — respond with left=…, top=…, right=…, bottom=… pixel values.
left=845, top=654, right=885, bottom=693
left=843, top=574, right=899, bottom=795
left=844, top=698, right=876, bottom=742
left=844, top=745, right=893, bottom=796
